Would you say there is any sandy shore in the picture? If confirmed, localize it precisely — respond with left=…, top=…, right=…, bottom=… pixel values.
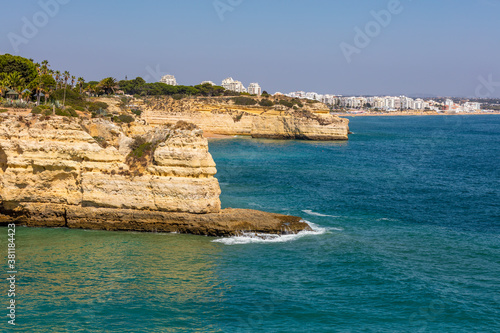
left=333, top=111, right=500, bottom=117
left=203, top=132, right=236, bottom=139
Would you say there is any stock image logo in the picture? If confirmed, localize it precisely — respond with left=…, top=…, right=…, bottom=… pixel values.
left=7, top=0, right=71, bottom=54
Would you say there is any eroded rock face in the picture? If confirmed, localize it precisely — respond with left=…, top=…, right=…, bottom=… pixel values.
left=0, top=115, right=311, bottom=236
left=0, top=115, right=310, bottom=236
left=143, top=98, right=350, bottom=140
left=251, top=113, right=349, bottom=140
left=0, top=115, right=221, bottom=216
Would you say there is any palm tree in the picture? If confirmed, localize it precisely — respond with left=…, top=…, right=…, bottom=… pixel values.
left=62, top=71, right=70, bottom=106
left=77, top=77, right=85, bottom=94
left=92, top=84, right=101, bottom=96
left=86, top=84, right=93, bottom=96
left=71, top=75, right=76, bottom=88
left=55, top=71, right=61, bottom=90
left=41, top=78, right=55, bottom=105
left=22, top=88, right=31, bottom=103
left=3, top=72, right=25, bottom=100
left=34, top=63, right=43, bottom=105
left=63, top=71, right=70, bottom=85
left=98, top=77, right=118, bottom=95
left=41, top=60, right=49, bottom=75
left=0, top=73, right=7, bottom=99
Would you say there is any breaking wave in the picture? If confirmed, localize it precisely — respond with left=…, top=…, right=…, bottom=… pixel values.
left=213, top=221, right=330, bottom=245
left=302, top=210, right=339, bottom=218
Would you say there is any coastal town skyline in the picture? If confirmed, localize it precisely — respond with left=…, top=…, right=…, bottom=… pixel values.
left=156, top=74, right=492, bottom=112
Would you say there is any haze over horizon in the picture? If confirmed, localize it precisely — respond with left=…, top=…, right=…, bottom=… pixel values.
left=1, top=0, right=499, bottom=98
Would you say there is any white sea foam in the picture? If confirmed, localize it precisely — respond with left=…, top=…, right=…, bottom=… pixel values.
left=302, top=209, right=339, bottom=218
left=212, top=220, right=329, bottom=245
left=376, top=217, right=399, bottom=222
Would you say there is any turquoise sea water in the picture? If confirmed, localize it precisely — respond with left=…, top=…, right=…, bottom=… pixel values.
left=1, top=115, right=499, bottom=332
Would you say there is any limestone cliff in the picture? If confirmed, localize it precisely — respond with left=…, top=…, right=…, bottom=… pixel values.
left=142, top=97, right=350, bottom=140
left=0, top=115, right=309, bottom=236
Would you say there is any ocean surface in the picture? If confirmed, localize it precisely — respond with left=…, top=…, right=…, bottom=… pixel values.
left=2, top=115, right=499, bottom=332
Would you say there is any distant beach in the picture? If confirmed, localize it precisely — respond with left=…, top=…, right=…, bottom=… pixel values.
left=334, top=110, right=500, bottom=117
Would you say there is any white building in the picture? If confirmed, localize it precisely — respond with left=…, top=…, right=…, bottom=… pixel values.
left=341, top=96, right=366, bottom=109
left=414, top=98, right=426, bottom=110
left=288, top=91, right=306, bottom=98
left=463, top=102, right=481, bottom=111
left=248, top=83, right=262, bottom=96
left=160, top=75, right=177, bottom=86
left=305, top=92, right=318, bottom=100
left=384, top=97, right=397, bottom=110
left=399, top=96, right=415, bottom=110
left=321, top=94, right=338, bottom=105
left=222, top=77, right=246, bottom=93
left=373, top=97, right=385, bottom=109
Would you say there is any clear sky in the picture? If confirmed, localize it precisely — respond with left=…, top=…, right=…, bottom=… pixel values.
left=1, top=0, right=499, bottom=97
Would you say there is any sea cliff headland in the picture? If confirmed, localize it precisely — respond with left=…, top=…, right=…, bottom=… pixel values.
left=142, top=96, right=350, bottom=141
left=0, top=114, right=310, bottom=236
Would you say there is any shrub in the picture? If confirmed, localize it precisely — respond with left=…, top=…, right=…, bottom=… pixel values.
left=31, top=106, right=43, bottom=114
left=55, top=108, right=70, bottom=117
left=279, top=100, right=294, bottom=108
left=131, top=109, right=142, bottom=116
left=33, top=106, right=53, bottom=115
left=95, top=101, right=108, bottom=109
left=173, top=120, right=197, bottom=131
left=66, top=107, right=79, bottom=117
left=87, top=101, right=108, bottom=112
left=0, top=109, right=7, bottom=113
left=129, top=136, right=146, bottom=151
left=128, top=136, right=153, bottom=159
left=259, top=99, right=274, bottom=107
left=172, top=94, right=185, bottom=100
left=232, top=96, right=257, bottom=106
left=54, top=107, right=77, bottom=117
left=93, top=136, right=108, bottom=148
left=233, top=113, right=244, bottom=122
left=11, top=102, right=29, bottom=109
left=130, top=142, right=152, bottom=158
left=113, top=114, right=134, bottom=123
left=50, top=88, right=87, bottom=109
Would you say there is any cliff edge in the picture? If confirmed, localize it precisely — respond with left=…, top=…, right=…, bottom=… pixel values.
left=142, top=97, right=350, bottom=140
left=0, top=115, right=309, bottom=236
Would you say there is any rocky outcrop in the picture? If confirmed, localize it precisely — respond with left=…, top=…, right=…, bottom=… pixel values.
left=143, top=98, right=350, bottom=140
left=0, top=115, right=310, bottom=236
left=251, top=112, right=349, bottom=140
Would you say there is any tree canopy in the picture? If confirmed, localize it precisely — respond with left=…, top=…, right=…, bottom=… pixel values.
left=118, top=78, right=229, bottom=97
left=0, top=54, right=37, bottom=85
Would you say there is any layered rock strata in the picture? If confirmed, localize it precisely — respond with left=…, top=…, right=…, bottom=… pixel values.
left=143, top=99, right=350, bottom=140
left=0, top=115, right=309, bottom=236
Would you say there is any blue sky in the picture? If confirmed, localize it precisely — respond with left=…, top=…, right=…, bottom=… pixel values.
left=1, top=0, right=499, bottom=97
